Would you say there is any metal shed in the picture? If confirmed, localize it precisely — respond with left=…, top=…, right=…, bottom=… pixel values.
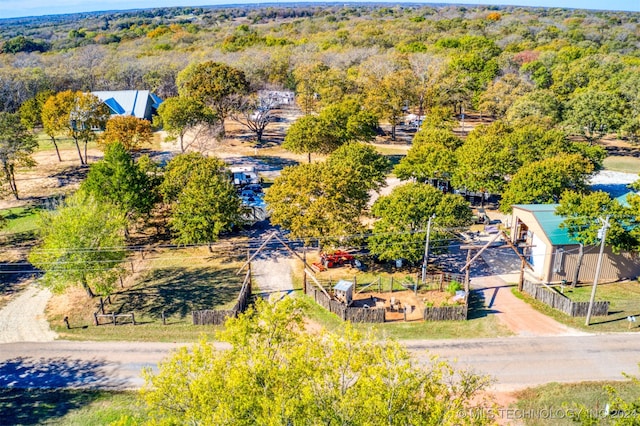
left=333, top=280, right=354, bottom=305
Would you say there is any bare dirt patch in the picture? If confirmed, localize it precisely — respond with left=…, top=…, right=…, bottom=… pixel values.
left=351, top=289, right=463, bottom=322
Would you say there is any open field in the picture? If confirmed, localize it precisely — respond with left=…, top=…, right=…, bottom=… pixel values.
left=513, top=281, right=640, bottom=333
left=603, top=156, right=640, bottom=174
left=46, top=246, right=245, bottom=342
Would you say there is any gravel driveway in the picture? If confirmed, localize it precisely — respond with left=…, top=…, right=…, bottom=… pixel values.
left=251, top=254, right=295, bottom=301
left=0, top=284, right=57, bottom=343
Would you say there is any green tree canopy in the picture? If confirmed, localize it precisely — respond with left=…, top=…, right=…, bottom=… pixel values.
left=28, top=192, right=127, bottom=298
left=369, top=183, right=471, bottom=263
left=140, top=297, right=491, bottom=425
left=394, top=127, right=460, bottom=183
left=556, top=190, right=637, bottom=286
left=563, top=90, right=626, bottom=143
left=156, top=96, right=217, bottom=153
left=161, top=153, right=242, bottom=249
left=0, top=112, right=38, bottom=200
left=82, top=141, right=159, bottom=225
left=556, top=190, right=636, bottom=253
left=499, top=154, right=594, bottom=213
left=283, top=99, right=378, bottom=162
left=266, top=143, right=389, bottom=244
left=451, top=122, right=513, bottom=197
left=177, top=61, right=249, bottom=137
left=19, top=90, right=54, bottom=130
left=363, top=69, right=417, bottom=140
left=505, top=89, right=562, bottom=124
left=42, top=90, right=76, bottom=162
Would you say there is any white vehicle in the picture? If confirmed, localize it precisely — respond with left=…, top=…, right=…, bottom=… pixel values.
left=230, top=166, right=260, bottom=186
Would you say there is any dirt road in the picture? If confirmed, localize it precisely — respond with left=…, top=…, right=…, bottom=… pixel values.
left=0, top=284, right=57, bottom=343
left=1, top=334, right=639, bottom=392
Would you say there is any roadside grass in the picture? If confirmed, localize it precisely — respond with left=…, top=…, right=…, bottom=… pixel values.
left=603, top=156, right=640, bottom=173
left=512, top=380, right=640, bottom=426
left=47, top=247, right=244, bottom=342
left=0, top=388, right=145, bottom=425
left=512, top=281, right=640, bottom=333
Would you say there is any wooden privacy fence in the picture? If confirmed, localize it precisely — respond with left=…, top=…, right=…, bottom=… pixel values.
left=305, top=283, right=385, bottom=323
left=423, top=305, right=467, bottom=321
left=192, top=269, right=253, bottom=325
left=522, top=280, right=609, bottom=317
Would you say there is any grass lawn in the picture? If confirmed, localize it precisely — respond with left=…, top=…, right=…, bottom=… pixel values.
left=513, top=281, right=640, bottom=333
left=47, top=246, right=245, bottom=342
left=512, top=380, right=640, bottom=426
left=0, top=388, right=145, bottom=425
left=0, top=205, right=43, bottom=236
left=603, top=156, right=640, bottom=173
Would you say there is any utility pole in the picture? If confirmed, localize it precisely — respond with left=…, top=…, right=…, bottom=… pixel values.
left=421, top=214, right=435, bottom=284
left=585, top=216, right=610, bottom=326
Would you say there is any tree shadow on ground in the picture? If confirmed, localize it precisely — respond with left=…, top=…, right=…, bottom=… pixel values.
left=384, top=154, right=404, bottom=168
left=0, top=357, right=126, bottom=390
left=0, top=387, right=112, bottom=426
left=114, top=266, right=241, bottom=318
left=0, top=260, right=36, bottom=297
left=49, top=165, right=89, bottom=187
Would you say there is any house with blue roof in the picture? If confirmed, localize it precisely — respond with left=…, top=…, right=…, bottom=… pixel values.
left=91, top=90, right=162, bottom=121
left=510, top=204, right=640, bottom=284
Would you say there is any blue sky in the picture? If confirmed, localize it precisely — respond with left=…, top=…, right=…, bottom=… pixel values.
left=0, top=0, right=638, bottom=20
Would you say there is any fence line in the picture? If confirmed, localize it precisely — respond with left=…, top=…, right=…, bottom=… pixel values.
left=522, top=280, right=609, bottom=317
left=94, top=312, right=135, bottom=326
left=423, top=305, right=467, bottom=321
left=193, top=269, right=253, bottom=325
left=305, top=284, right=385, bottom=323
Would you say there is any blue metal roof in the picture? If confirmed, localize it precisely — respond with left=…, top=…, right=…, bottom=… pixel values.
left=103, top=97, right=125, bottom=115
left=513, top=204, right=577, bottom=246
left=92, top=90, right=159, bottom=120
left=333, top=280, right=353, bottom=292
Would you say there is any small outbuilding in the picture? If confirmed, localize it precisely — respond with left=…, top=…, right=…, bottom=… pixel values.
left=333, top=280, right=354, bottom=305
left=510, top=204, right=640, bottom=284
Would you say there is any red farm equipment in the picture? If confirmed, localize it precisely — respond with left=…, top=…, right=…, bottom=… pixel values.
left=312, top=250, right=355, bottom=271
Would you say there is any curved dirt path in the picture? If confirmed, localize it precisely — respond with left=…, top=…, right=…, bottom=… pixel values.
left=471, top=275, right=588, bottom=337
left=0, top=284, right=57, bottom=343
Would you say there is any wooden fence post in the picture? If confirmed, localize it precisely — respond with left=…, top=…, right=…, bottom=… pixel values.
left=131, top=312, right=136, bottom=325
left=119, top=276, right=124, bottom=288
left=162, top=310, right=166, bottom=325
left=303, top=249, right=307, bottom=293
left=112, top=312, right=116, bottom=326
left=93, top=312, right=98, bottom=326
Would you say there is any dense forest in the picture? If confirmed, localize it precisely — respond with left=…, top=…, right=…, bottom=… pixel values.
left=0, top=3, right=638, bottom=145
